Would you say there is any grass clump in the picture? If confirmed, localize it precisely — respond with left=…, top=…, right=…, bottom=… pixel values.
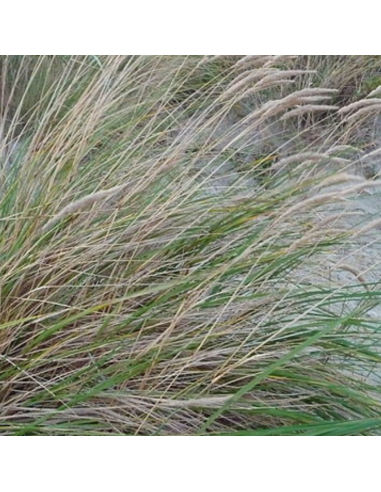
left=1, top=55, right=381, bottom=435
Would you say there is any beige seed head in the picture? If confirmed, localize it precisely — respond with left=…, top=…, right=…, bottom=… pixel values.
left=280, top=104, right=338, bottom=120
left=342, top=104, right=381, bottom=123
left=338, top=98, right=381, bottom=115
left=367, top=86, right=381, bottom=98
left=41, top=183, right=127, bottom=233
left=234, top=55, right=273, bottom=68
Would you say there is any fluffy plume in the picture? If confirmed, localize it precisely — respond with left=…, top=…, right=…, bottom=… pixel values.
left=281, top=104, right=338, bottom=120
left=41, top=184, right=126, bottom=232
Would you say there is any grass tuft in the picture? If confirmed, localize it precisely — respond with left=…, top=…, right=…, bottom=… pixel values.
left=1, top=55, right=381, bottom=435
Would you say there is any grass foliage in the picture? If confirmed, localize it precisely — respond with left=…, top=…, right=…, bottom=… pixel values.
left=1, top=55, right=381, bottom=435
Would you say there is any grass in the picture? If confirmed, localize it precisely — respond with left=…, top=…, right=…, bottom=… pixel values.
left=1, top=55, right=381, bottom=435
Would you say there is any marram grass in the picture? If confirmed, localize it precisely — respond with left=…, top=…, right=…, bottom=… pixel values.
left=0, top=55, right=381, bottom=435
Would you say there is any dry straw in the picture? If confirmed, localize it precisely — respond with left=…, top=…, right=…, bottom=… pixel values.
left=335, top=264, right=368, bottom=286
